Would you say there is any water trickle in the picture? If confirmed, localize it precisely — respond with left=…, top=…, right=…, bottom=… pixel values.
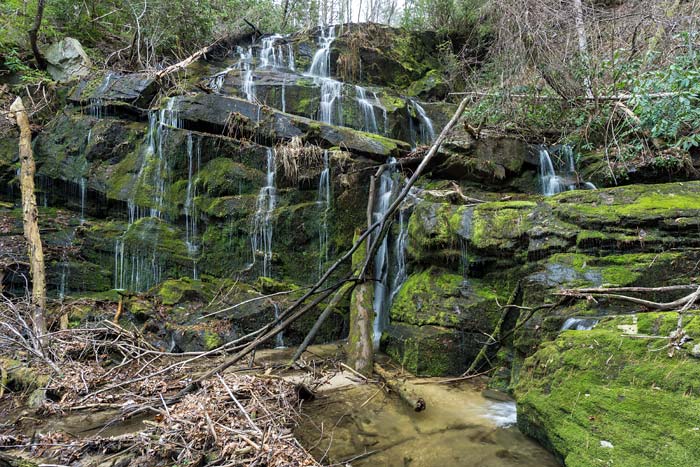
left=260, top=35, right=285, bottom=68
left=251, top=148, right=277, bottom=277
left=89, top=72, right=113, bottom=118
left=281, top=78, right=287, bottom=113
left=79, top=177, right=87, bottom=223
left=389, top=207, right=409, bottom=305
left=561, top=317, right=599, bottom=331
left=185, top=132, right=201, bottom=280
left=317, top=150, right=331, bottom=277
left=273, top=303, right=286, bottom=348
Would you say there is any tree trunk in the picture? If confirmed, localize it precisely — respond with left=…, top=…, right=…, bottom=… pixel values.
left=10, top=97, right=46, bottom=339
left=573, top=0, right=593, bottom=99
left=346, top=229, right=375, bottom=376
left=28, top=0, right=47, bottom=71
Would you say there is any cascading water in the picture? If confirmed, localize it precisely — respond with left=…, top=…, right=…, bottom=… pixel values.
left=411, top=99, right=436, bottom=145
left=238, top=46, right=256, bottom=102
left=89, top=72, right=113, bottom=118
left=184, top=132, right=201, bottom=280
left=372, top=158, right=397, bottom=346
left=251, top=148, right=277, bottom=277
left=307, top=25, right=342, bottom=125
left=389, top=207, right=409, bottom=305
left=561, top=317, right=599, bottom=331
left=317, top=150, right=331, bottom=277
left=114, top=99, right=179, bottom=292
left=260, top=35, right=290, bottom=69
left=538, top=146, right=596, bottom=196
left=356, top=86, right=378, bottom=133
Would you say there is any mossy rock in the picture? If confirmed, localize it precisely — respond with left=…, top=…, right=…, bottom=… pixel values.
left=390, top=267, right=504, bottom=331
left=515, top=315, right=700, bottom=466
left=381, top=323, right=484, bottom=376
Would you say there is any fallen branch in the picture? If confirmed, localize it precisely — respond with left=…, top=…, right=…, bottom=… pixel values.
left=155, top=40, right=222, bottom=79
left=556, top=286, right=700, bottom=311
left=373, top=363, right=425, bottom=412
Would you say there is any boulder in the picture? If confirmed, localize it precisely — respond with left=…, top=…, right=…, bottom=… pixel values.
left=44, top=37, right=91, bottom=82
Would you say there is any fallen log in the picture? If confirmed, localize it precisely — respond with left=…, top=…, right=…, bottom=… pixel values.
left=374, top=363, right=426, bottom=412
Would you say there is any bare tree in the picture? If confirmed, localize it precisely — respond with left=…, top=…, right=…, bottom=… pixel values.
left=28, top=0, right=47, bottom=70
left=10, top=97, right=47, bottom=340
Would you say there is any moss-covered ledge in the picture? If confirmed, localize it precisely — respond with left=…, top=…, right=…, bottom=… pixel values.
left=514, top=312, right=700, bottom=466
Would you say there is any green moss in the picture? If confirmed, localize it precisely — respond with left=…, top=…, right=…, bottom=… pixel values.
left=203, top=331, right=222, bottom=350
left=391, top=267, right=503, bottom=330
left=515, top=318, right=700, bottom=466
left=471, top=202, right=534, bottom=250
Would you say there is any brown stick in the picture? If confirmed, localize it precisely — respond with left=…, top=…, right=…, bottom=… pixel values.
left=155, top=40, right=222, bottom=79
left=556, top=286, right=700, bottom=311
left=10, top=97, right=46, bottom=340
left=567, top=285, right=697, bottom=294
left=374, top=363, right=426, bottom=412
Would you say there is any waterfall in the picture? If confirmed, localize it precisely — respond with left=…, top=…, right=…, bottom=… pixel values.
left=561, top=317, right=599, bottom=331
left=114, top=101, right=178, bottom=292
left=286, top=43, right=295, bottom=71
left=281, top=78, right=287, bottom=113
left=538, top=146, right=596, bottom=196
left=89, top=72, right=113, bottom=118
left=309, top=26, right=336, bottom=77
left=260, top=35, right=284, bottom=68
left=308, top=25, right=342, bottom=126
left=372, top=158, right=397, bottom=346
left=317, top=150, right=331, bottom=277
left=411, top=99, right=435, bottom=144
left=236, top=46, right=256, bottom=102
left=251, top=148, right=277, bottom=277
left=79, top=177, right=87, bottom=223
left=539, top=147, right=565, bottom=196
left=319, top=79, right=343, bottom=125
left=185, top=132, right=201, bottom=280
left=356, top=86, right=378, bottom=133
left=274, top=303, right=286, bottom=348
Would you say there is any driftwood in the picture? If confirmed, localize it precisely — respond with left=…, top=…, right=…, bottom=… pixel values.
left=374, top=363, right=426, bottom=412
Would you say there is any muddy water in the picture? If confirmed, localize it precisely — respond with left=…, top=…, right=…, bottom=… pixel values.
left=295, top=376, right=560, bottom=466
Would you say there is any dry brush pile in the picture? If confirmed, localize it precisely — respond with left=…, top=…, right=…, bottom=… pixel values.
left=0, top=297, right=318, bottom=467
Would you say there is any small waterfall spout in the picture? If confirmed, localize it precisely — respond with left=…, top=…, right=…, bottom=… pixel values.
left=251, top=148, right=277, bottom=277
left=308, top=26, right=336, bottom=77
left=538, top=145, right=596, bottom=196
left=185, top=132, right=201, bottom=280
left=356, top=86, right=378, bottom=133
left=274, top=303, right=286, bottom=348
left=561, top=317, right=599, bottom=331
left=409, top=99, right=435, bottom=145
left=260, top=34, right=285, bottom=68
left=317, top=150, right=331, bottom=277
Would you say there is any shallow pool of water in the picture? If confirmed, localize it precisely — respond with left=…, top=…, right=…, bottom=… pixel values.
left=296, top=376, right=560, bottom=466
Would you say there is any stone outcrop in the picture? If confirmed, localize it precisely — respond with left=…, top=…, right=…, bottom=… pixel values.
left=43, top=37, right=92, bottom=82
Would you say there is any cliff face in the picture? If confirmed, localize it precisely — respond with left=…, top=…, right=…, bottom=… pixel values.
left=1, top=23, right=700, bottom=465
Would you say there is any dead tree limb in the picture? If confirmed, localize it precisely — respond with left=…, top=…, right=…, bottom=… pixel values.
left=289, top=282, right=353, bottom=365
left=555, top=286, right=700, bottom=311
left=374, top=363, right=426, bottom=412
left=155, top=40, right=223, bottom=79
left=10, top=97, right=46, bottom=340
